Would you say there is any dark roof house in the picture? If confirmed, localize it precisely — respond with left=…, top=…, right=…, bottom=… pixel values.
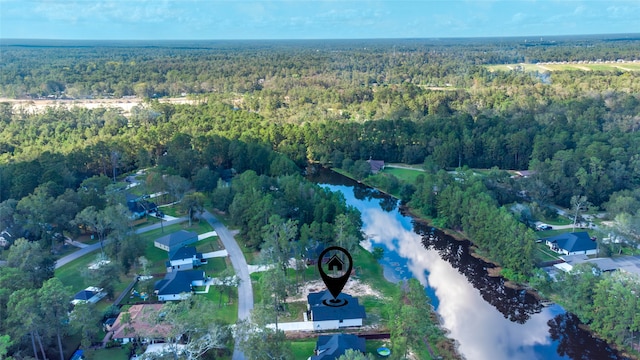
left=154, top=269, right=206, bottom=301
left=154, top=230, right=198, bottom=253
left=545, top=232, right=597, bottom=256
left=367, top=159, right=385, bottom=174
left=307, top=290, right=366, bottom=330
left=71, top=286, right=107, bottom=305
left=166, top=246, right=205, bottom=272
left=310, top=333, right=366, bottom=360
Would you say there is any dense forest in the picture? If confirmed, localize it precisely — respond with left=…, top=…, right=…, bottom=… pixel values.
left=1, top=35, right=640, bottom=358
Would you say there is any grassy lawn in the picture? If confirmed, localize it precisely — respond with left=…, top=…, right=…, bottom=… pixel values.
left=159, top=204, right=183, bottom=217
left=291, top=338, right=317, bottom=359
left=381, top=167, right=423, bottom=184
left=84, top=347, right=130, bottom=360
left=201, top=257, right=228, bottom=277
left=196, top=236, right=224, bottom=253
left=534, top=243, right=561, bottom=263
left=202, top=288, right=239, bottom=323
left=352, top=248, right=399, bottom=298
left=55, top=253, right=102, bottom=289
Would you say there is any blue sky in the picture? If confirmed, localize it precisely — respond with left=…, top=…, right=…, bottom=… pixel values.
left=1, top=0, right=639, bottom=40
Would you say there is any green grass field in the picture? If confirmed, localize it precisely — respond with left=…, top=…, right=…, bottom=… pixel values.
left=381, top=167, right=424, bottom=184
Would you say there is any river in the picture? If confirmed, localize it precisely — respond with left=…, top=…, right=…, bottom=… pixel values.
left=308, top=168, right=625, bottom=360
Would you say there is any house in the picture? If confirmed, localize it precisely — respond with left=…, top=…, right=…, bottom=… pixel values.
left=307, top=291, right=366, bottom=331
left=545, top=232, right=598, bottom=256
left=154, top=230, right=198, bottom=253
left=154, top=269, right=206, bottom=301
left=71, top=286, right=107, bottom=305
left=110, top=304, right=171, bottom=344
left=367, top=159, right=385, bottom=174
left=166, top=246, right=205, bottom=272
left=309, top=333, right=366, bottom=360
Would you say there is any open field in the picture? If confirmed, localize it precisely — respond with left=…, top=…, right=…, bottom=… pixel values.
left=487, top=62, right=640, bottom=72
left=0, top=96, right=200, bottom=116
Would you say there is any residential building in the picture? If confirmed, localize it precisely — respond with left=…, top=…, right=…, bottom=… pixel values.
left=154, top=230, right=198, bottom=253
left=109, top=304, right=171, bottom=344
left=307, top=290, right=366, bottom=331
left=545, top=232, right=598, bottom=256
left=166, top=246, right=205, bottom=272
left=310, top=333, right=366, bottom=360
left=154, top=269, right=206, bottom=301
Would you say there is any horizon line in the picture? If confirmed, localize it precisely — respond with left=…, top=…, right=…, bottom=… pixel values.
left=2, top=32, right=640, bottom=43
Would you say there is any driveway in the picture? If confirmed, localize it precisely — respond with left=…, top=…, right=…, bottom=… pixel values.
left=200, top=211, right=253, bottom=360
left=55, top=217, right=188, bottom=269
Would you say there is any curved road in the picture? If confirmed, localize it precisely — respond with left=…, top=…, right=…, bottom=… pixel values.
left=54, top=212, right=252, bottom=359
left=201, top=211, right=253, bottom=360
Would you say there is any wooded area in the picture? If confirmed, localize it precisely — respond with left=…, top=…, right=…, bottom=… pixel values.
left=1, top=35, right=640, bottom=358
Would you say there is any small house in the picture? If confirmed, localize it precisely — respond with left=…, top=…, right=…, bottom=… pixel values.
left=154, top=230, right=198, bottom=253
left=326, top=255, right=344, bottom=272
left=309, top=333, right=366, bottom=360
left=154, top=269, right=206, bottom=301
left=71, top=286, right=107, bottom=305
left=545, top=232, right=597, bottom=256
left=307, top=291, right=366, bottom=331
left=367, top=159, right=385, bottom=174
left=166, top=246, right=205, bottom=272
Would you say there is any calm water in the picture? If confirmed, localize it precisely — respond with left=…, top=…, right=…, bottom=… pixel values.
left=309, top=168, right=624, bottom=360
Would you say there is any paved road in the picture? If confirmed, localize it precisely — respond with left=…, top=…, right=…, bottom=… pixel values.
left=55, top=217, right=188, bottom=269
left=201, top=211, right=253, bottom=360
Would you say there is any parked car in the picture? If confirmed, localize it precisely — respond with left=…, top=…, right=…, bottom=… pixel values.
left=536, top=224, right=552, bottom=231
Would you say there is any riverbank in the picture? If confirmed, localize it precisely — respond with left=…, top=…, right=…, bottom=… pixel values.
left=329, top=165, right=639, bottom=360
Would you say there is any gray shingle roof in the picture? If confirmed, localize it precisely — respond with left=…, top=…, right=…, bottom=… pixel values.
left=311, top=334, right=365, bottom=360
left=307, top=290, right=366, bottom=321
left=155, top=230, right=198, bottom=249
left=154, top=270, right=205, bottom=296
left=545, top=232, right=596, bottom=253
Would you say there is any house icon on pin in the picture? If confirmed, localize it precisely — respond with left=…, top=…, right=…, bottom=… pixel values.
left=327, top=254, right=344, bottom=271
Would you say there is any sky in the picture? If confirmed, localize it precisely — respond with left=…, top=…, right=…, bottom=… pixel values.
left=1, top=0, right=639, bottom=40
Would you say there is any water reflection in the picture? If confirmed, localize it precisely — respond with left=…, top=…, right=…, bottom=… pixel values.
left=309, top=169, right=625, bottom=360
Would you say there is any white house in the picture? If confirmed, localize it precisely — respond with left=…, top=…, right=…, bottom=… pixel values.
left=307, top=291, right=366, bottom=331
left=166, top=246, right=205, bottom=272
left=545, top=232, right=598, bottom=256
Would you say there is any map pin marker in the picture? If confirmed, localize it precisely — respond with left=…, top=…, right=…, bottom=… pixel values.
left=318, top=246, right=353, bottom=302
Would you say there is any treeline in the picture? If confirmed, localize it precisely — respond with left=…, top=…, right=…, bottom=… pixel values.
left=406, top=168, right=536, bottom=277
left=4, top=91, right=640, bottom=211
left=2, top=37, right=640, bottom=101
left=537, top=263, right=640, bottom=354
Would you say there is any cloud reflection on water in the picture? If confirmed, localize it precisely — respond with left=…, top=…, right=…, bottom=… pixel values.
left=361, top=206, right=560, bottom=360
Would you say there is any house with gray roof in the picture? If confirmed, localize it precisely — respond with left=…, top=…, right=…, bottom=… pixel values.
left=154, top=230, right=198, bottom=253
left=307, top=290, right=366, bottom=331
left=154, top=269, right=206, bottom=301
left=166, top=246, right=205, bottom=272
left=310, top=334, right=365, bottom=360
left=545, top=232, right=598, bottom=256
